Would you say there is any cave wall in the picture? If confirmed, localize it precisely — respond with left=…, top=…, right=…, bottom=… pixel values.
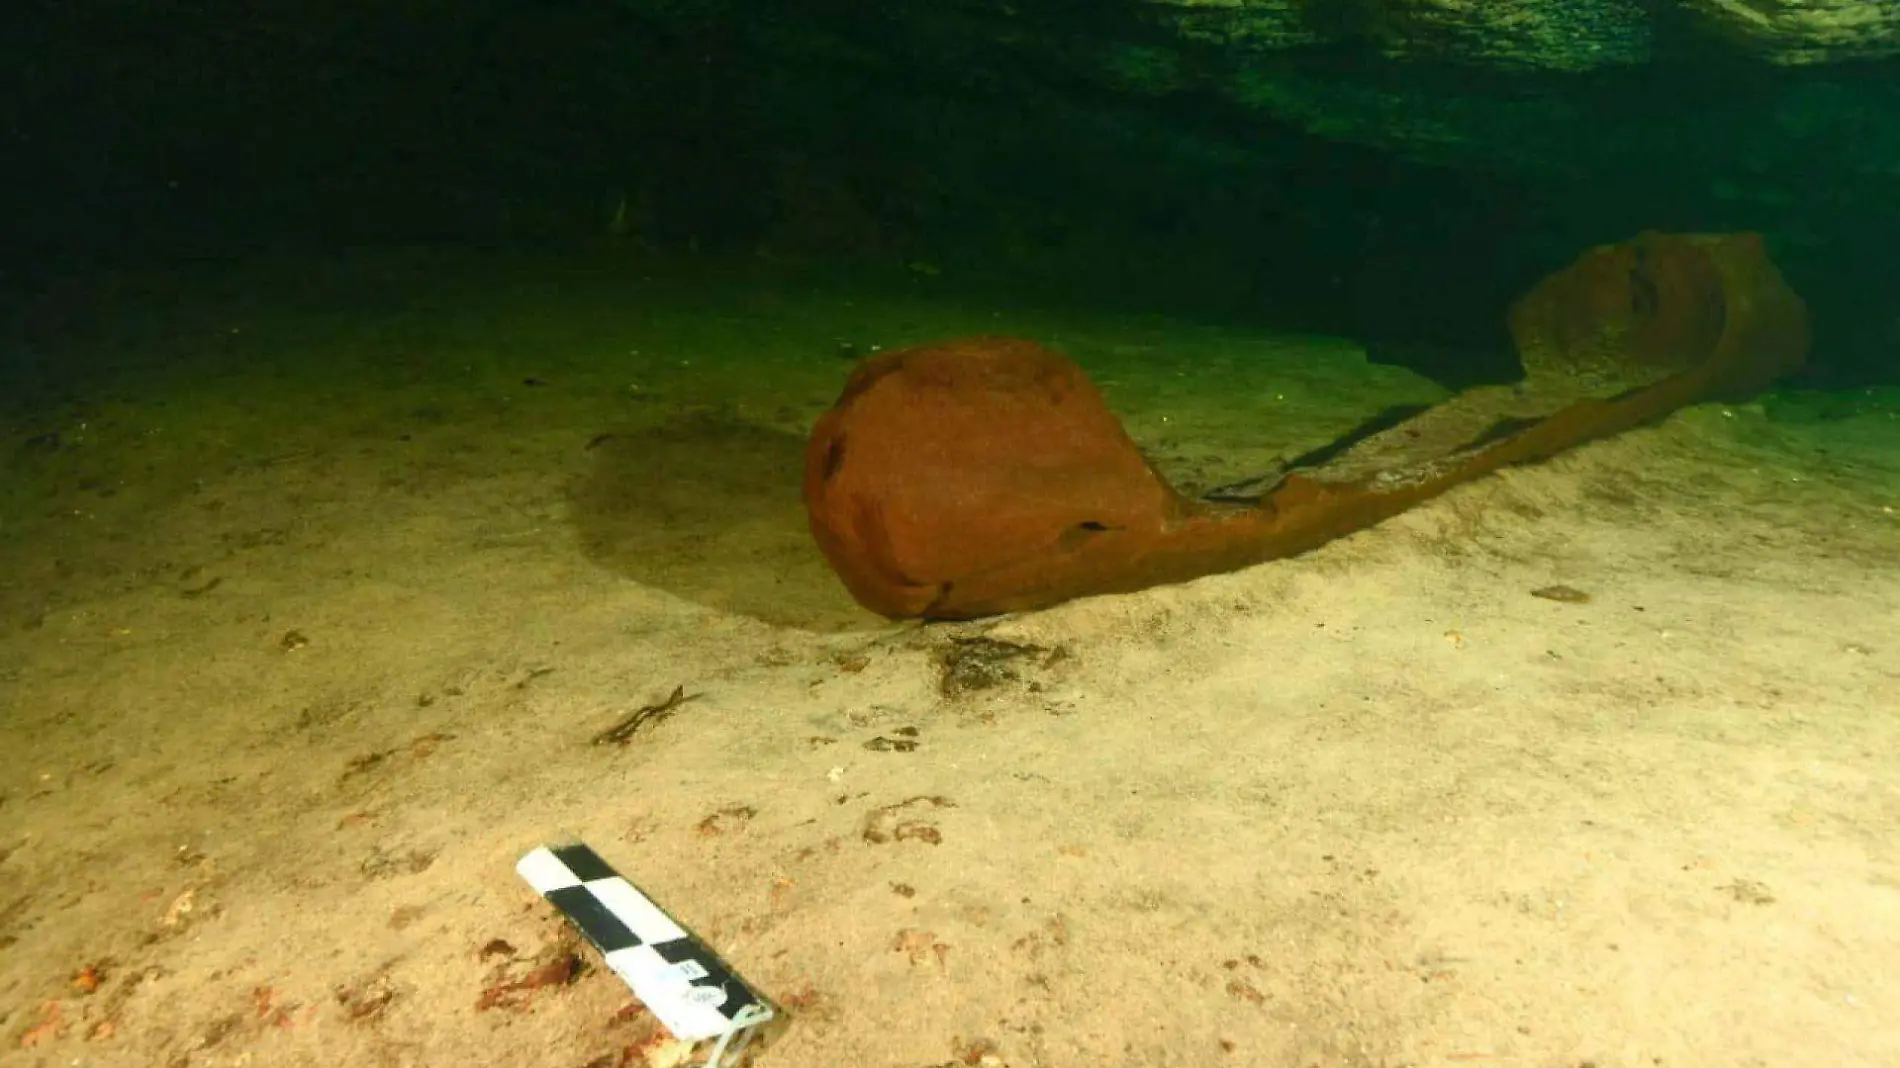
left=3, top=0, right=1896, bottom=383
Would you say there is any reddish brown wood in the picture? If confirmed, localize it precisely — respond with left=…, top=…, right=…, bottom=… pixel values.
left=804, top=232, right=1808, bottom=619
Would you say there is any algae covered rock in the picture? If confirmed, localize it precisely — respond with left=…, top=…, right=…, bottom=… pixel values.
left=1143, top=0, right=1899, bottom=68
left=1678, top=0, right=1900, bottom=64
left=1152, top=0, right=1653, bottom=70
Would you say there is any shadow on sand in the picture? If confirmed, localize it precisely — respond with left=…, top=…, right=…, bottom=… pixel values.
left=567, top=410, right=881, bottom=632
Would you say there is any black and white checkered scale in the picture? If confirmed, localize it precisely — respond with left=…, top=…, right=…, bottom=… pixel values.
left=517, top=843, right=775, bottom=1050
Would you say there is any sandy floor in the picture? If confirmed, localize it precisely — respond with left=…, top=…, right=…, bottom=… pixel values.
left=2, top=250, right=1898, bottom=1068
